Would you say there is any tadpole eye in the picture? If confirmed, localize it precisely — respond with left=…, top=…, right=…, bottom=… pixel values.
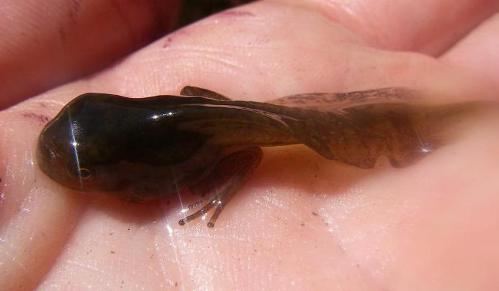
left=67, top=166, right=93, bottom=179
left=78, top=168, right=92, bottom=179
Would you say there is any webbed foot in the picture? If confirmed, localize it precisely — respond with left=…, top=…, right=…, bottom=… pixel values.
left=178, top=147, right=262, bottom=227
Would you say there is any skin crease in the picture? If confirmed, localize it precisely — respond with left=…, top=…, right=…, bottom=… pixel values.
left=1, top=0, right=499, bottom=290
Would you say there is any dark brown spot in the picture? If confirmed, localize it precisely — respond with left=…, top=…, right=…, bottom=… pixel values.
left=311, top=211, right=318, bottom=216
left=162, top=30, right=190, bottom=48
left=22, top=112, right=50, bottom=125
left=110, top=250, right=115, bottom=254
left=162, top=36, right=173, bottom=48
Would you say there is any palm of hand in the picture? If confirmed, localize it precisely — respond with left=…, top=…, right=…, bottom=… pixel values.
left=1, top=1, right=499, bottom=290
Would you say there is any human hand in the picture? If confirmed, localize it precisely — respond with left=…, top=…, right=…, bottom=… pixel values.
left=2, top=0, right=499, bottom=290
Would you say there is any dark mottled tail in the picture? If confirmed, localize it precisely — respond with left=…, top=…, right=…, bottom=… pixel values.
left=268, top=88, right=487, bottom=168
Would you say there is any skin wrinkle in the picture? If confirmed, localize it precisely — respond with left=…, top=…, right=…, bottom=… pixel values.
left=309, top=199, right=386, bottom=289
left=109, top=0, right=138, bottom=45
left=441, top=14, right=499, bottom=91
left=160, top=223, right=187, bottom=290
left=27, top=199, right=85, bottom=289
left=164, top=46, right=244, bottom=69
left=254, top=166, right=380, bottom=289
left=58, top=0, right=82, bottom=41
left=157, top=222, right=179, bottom=289
left=68, top=0, right=82, bottom=23
left=0, top=130, right=30, bottom=229
left=274, top=0, right=499, bottom=54
left=321, top=216, right=389, bottom=290
left=218, top=9, right=256, bottom=17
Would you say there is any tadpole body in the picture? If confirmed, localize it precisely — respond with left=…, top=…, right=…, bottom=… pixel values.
left=37, top=86, right=492, bottom=227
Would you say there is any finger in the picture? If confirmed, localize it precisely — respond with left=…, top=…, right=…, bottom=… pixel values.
left=441, top=14, right=499, bottom=91
left=79, top=1, right=489, bottom=101
left=276, top=0, right=499, bottom=55
left=0, top=0, right=180, bottom=109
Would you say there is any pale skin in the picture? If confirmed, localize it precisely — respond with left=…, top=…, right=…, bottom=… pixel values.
left=1, top=0, right=499, bottom=290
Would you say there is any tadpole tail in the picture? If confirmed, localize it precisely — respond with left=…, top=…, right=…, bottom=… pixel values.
left=213, top=87, right=493, bottom=169
left=278, top=101, right=489, bottom=169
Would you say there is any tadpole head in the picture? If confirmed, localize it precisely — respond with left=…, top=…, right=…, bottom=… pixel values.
left=36, top=99, right=94, bottom=191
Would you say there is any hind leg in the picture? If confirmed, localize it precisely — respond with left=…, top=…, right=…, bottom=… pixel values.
left=178, top=147, right=262, bottom=228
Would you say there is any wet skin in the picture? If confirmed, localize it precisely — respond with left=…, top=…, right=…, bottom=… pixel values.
left=36, top=86, right=493, bottom=227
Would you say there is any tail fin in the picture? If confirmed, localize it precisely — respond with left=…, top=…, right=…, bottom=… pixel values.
left=272, top=89, right=485, bottom=169
left=278, top=104, right=423, bottom=168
